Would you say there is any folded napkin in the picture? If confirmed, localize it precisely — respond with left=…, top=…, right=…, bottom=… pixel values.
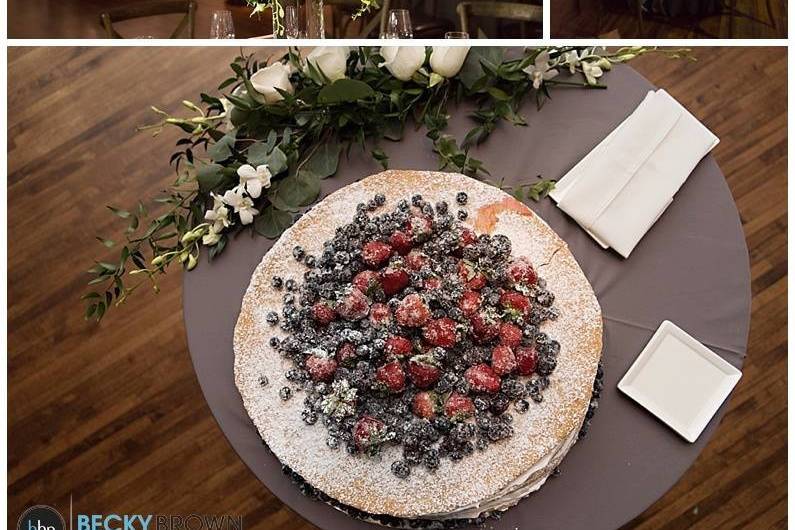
left=551, top=89, right=719, bottom=258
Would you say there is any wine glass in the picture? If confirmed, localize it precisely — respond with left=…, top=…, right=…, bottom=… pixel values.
left=383, top=9, right=413, bottom=39
left=445, top=31, right=469, bottom=39
left=210, top=10, right=235, bottom=39
left=284, top=5, right=300, bottom=38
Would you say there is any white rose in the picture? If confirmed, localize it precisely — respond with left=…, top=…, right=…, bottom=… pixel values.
left=249, top=62, right=294, bottom=104
left=379, top=46, right=426, bottom=82
left=429, top=46, right=470, bottom=78
left=305, top=46, right=350, bottom=82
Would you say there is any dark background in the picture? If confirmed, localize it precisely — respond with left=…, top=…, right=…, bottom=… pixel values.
left=8, top=47, right=787, bottom=530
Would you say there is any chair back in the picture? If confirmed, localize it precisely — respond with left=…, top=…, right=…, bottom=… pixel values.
left=456, top=1, right=541, bottom=36
left=100, top=0, right=197, bottom=38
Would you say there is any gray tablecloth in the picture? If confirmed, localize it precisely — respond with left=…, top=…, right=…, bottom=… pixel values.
left=182, top=64, right=750, bottom=530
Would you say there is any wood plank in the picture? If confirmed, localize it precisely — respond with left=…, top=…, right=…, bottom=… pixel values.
left=8, top=47, right=787, bottom=530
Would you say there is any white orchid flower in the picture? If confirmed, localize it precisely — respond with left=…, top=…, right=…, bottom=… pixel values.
left=202, top=229, right=222, bottom=246
left=237, top=163, right=272, bottom=199
left=562, top=50, right=583, bottom=74
left=523, top=50, right=559, bottom=90
left=222, top=185, right=259, bottom=225
left=582, top=62, right=604, bottom=86
left=203, top=192, right=231, bottom=234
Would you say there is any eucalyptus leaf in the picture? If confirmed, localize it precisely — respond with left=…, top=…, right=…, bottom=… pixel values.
left=318, top=79, right=374, bottom=104
left=196, top=163, right=225, bottom=193
left=300, top=142, right=341, bottom=180
left=207, top=131, right=236, bottom=162
left=269, top=173, right=321, bottom=211
left=254, top=205, right=294, bottom=239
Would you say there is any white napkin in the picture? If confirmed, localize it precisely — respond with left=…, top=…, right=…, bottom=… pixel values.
left=551, top=89, right=719, bottom=258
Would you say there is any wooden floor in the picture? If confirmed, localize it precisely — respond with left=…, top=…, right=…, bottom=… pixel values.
left=552, top=0, right=787, bottom=37
left=7, top=47, right=787, bottom=530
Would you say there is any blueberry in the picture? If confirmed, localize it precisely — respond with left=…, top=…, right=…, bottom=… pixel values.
left=271, top=276, right=284, bottom=289
left=411, top=194, right=423, bottom=207
left=285, top=279, right=297, bottom=291
left=515, top=399, right=529, bottom=413
left=293, top=246, right=305, bottom=261
left=457, top=210, right=468, bottom=221
left=374, top=193, right=386, bottom=206
left=456, top=191, right=468, bottom=205
left=266, top=312, right=279, bottom=325
left=279, top=387, right=292, bottom=400
left=258, top=375, right=269, bottom=387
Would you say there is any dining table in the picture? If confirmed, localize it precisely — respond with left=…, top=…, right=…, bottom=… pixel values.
left=182, top=63, right=751, bottom=530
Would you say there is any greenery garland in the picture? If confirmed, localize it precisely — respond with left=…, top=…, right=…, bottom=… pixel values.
left=245, top=0, right=378, bottom=36
left=82, top=46, right=690, bottom=321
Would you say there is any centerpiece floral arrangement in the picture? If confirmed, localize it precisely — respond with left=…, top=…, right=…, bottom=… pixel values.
left=83, top=46, right=687, bottom=321
left=245, top=0, right=378, bottom=36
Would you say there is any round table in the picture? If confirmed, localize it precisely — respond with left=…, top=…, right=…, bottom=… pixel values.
left=183, top=64, right=750, bottom=530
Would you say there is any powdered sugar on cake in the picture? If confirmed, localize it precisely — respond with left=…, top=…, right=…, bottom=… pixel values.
left=234, top=171, right=602, bottom=520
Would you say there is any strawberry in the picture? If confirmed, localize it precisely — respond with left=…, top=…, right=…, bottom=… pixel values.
left=395, top=293, right=431, bottom=327
left=491, top=345, right=517, bottom=376
left=407, top=216, right=433, bottom=241
left=422, top=317, right=458, bottom=348
left=336, top=342, right=358, bottom=366
left=380, top=267, right=410, bottom=296
left=459, top=227, right=477, bottom=248
left=353, top=415, right=387, bottom=453
left=369, top=303, right=392, bottom=326
left=464, top=363, right=501, bottom=394
left=469, top=312, right=500, bottom=343
left=444, top=392, right=475, bottom=421
left=385, top=336, right=413, bottom=358
left=412, top=391, right=441, bottom=419
left=459, top=290, right=481, bottom=317
left=389, top=230, right=414, bottom=255
left=362, top=241, right=393, bottom=268
left=515, top=345, right=538, bottom=376
left=306, top=354, right=337, bottom=382
left=506, top=257, right=538, bottom=286
left=352, top=270, right=382, bottom=297
left=404, top=250, right=428, bottom=271
left=500, top=291, right=531, bottom=316
left=336, top=287, right=370, bottom=321
left=498, top=322, right=522, bottom=348
left=407, top=354, right=442, bottom=389
left=376, top=360, right=406, bottom=393
left=311, top=302, right=336, bottom=326
left=458, top=260, right=487, bottom=290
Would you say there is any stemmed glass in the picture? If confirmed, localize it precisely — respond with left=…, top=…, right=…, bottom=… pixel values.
left=445, top=31, right=469, bottom=39
left=210, top=10, right=235, bottom=39
left=382, top=9, right=413, bottom=38
left=284, top=5, right=301, bottom=38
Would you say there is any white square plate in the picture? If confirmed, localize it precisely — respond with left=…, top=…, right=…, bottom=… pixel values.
left=617, top=320, right=742, bottom=443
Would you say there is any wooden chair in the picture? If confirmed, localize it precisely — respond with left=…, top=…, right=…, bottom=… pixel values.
left=100, top=0, right=197, bottom=38
left=577, top=0, right=643, bottom=36
left=456, top=1, right=542, bottom=37
left=326, top=0, right=390, bottom=37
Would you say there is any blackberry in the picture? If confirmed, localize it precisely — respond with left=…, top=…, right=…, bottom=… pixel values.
left=424, top=450, right=440, bottom=471
left=271, top=276, right=284, bottom=289
left=391, top=460, right=411, bottom=479
left=302, top=409, right=318, bottom=425
left=266, top=312, right=279, bottom=325
left=490, top=393, right=510, bottom=415
left=475, top=437, right=489, bottom=451
left=293, top=246, right=305, bottom=261
left=457, top=210, right=468, bottom=221
left=456, top=191, right=468, bottom=205
left=432, top=416, right=452, bottom=433
left=279, top=387, right=292, bottom=400
left=537, top=355, right=557, bottom=376
left=454, top=380, right=471, bottom=395
left=473, top=397, right=490, bottom=412
left=536, top=290, right=555, bottom=307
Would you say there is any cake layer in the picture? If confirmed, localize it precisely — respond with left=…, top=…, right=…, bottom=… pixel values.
left=234, top=171, right=603, bottom=519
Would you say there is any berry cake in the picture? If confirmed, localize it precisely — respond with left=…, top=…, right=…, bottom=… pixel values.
left=234, top=170, right=603, bottom=526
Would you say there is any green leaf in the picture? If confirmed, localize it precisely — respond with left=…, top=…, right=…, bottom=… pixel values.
left=318, top=79, right=374, bottom=105
left=207, top=131, right=236, bottom=162
left=371, top=147, right=389, bottom=170
left=459, top=47, right=505, bottom=89
left=429, top=72, right=444, bottom=88
left=269, top=174, right=321, bottom=212
left=248, top=143, right=288, bottom=175
left=196, top=163, right=225, bottom=193
left=254, top=205, right=294, bottom=239
left=525, top=179, right=557, bottom=201
left=300, top=142, right=341, bottom=180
